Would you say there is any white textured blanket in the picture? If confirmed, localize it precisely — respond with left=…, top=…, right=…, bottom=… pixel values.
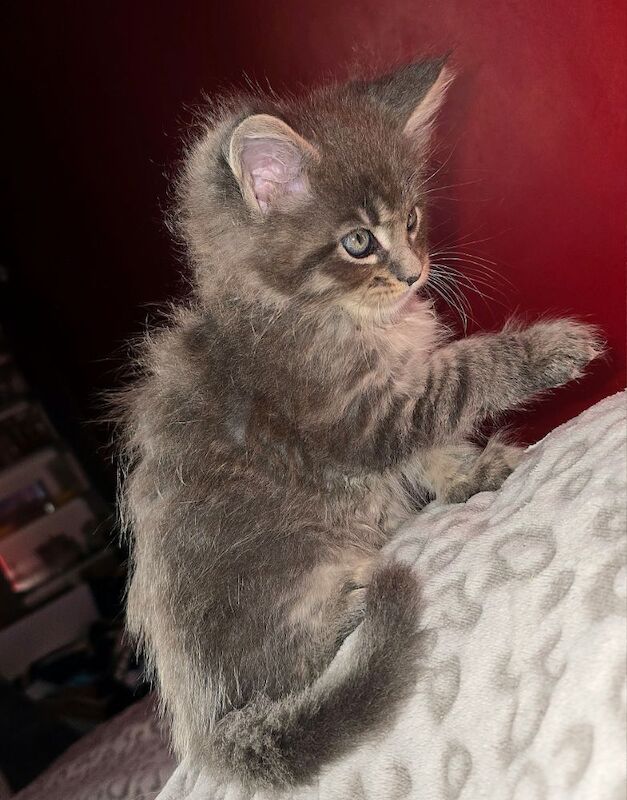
left=157, top=392, right=627, bottom=800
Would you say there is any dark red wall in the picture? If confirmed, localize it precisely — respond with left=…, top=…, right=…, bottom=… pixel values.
left=2, top=1, right=625, bottom=448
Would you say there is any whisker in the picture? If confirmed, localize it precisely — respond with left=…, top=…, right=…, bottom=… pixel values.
left=434, top=277, right=474, bottom=320
left=421, top=178, right=483, bottom=195
left=428, top=271, right=472, bottom=331
left=430, top=248, right=498, bottom=266
left=433, top=228, right=507, bottom=252
left=418, top=137, right=462, bottom=190
left=434, top=262, right=511, bottom=297
left=454, top=278, right=508, bottom=308
left=431, top=253, right=503, bottom=278
left=429, top=251, right=516, bottom=290
left=431, top=263, right=510, bottom=314
left=428, top=282, right=468, bottom=331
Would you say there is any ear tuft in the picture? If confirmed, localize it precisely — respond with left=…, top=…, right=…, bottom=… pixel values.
left=358, top=56, right=454, bottom=145
left=402, top=63, right=454, bottom=141
left=228, top=114, right=317, bottom=214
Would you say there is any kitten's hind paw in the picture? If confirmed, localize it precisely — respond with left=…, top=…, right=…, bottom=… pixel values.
left=441, top=440, right=524, bottom=505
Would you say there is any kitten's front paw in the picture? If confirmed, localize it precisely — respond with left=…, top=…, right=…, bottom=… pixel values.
left=521, top=320, right=605, bottom=391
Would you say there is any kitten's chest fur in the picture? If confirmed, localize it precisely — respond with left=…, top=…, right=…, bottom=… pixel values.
left=150, top=308, right=439, bottom=546
left=238, top=393, right=429, bottom=539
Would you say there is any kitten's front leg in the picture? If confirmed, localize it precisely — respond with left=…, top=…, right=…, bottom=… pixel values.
left=412, top=319, right=603, bottom=444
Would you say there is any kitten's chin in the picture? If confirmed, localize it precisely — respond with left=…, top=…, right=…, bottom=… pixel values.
left=388, top=282, right=429, bottom=323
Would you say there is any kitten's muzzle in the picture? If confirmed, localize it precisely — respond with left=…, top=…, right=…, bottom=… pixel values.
left=389, top=262, right=431, bottom=320
left=390, top=249, right=430, bottom=290
left=406, top=259, right=430, bottom=290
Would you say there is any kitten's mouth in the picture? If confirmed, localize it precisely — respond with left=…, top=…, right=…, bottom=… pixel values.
left=389, top=267, right=430, bottom=320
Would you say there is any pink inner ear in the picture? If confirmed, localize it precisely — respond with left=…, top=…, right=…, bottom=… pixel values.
left=240, top=137, right=307, bottom=213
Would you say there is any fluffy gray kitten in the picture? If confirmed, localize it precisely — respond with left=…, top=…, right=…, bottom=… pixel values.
left=120, top=58, right=602, bottom=788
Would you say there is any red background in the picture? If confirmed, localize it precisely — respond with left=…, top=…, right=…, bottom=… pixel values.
left=1, top=1, right=625, bottom=450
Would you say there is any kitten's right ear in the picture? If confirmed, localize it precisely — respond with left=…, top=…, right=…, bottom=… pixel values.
left=227, top=114, right=318, bottom=215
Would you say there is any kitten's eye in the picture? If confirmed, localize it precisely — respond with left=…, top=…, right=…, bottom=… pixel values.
left=341, top=228, right=375, bottom=258
left=407, top=207, right=418, bottom=232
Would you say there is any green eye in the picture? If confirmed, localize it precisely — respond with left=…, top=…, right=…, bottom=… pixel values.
left=341, top=228, right=375, bottom=258
left=407, top=207, right=418, bottom=231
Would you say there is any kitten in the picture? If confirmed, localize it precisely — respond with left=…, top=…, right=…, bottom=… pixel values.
left=119, top=58, right=602, bottom=789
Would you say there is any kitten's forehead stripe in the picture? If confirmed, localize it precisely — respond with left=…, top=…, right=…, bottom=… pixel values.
left=374, top=226, right=392, bottom=251
left=360, top=198, right=397, bottom=229
left=375, top=200, right=395, bottom=225
left=361, top=198, right=380, bottom=227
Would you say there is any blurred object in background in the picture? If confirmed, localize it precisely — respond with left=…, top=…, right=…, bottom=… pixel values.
left=0, top=315, right=147, bottom=792
left=0, top=315, right=110, bottom=628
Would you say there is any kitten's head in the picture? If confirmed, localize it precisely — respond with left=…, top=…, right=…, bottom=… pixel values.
left=178, top=58, right=452, bottom=327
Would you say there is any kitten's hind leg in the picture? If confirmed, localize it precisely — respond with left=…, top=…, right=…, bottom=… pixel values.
left=288, top=553, right=376, bottom=657
left=334, top=583, right=369, bottom=648
left=424, top=437, right=524, bottom=505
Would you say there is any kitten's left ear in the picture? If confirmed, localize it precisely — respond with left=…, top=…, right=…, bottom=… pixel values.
left=359, top=57, right=454, bottom=144
left=227, top=114, right=318, bottom=215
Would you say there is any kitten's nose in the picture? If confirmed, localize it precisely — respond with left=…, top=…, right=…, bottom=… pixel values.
left=405, top=275, right=420, bottom=286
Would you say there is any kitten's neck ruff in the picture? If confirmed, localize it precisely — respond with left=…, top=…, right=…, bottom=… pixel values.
left=388, top=279, right=431, bottom=323
left=204, top=284, right=443, bottom=422
left=369, top=296, right=445, bottom=385
left=209, top=281, right=441, bottom=355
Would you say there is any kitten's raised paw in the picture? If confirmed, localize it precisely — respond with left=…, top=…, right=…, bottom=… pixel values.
left=521, top=319, right=605, bottom=391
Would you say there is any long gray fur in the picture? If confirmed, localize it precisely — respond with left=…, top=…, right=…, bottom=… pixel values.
left=118, top=58, right=603, bottom=790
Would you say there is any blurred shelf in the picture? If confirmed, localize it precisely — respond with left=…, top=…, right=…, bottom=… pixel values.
left=0, top=583, right=100, bottom=680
